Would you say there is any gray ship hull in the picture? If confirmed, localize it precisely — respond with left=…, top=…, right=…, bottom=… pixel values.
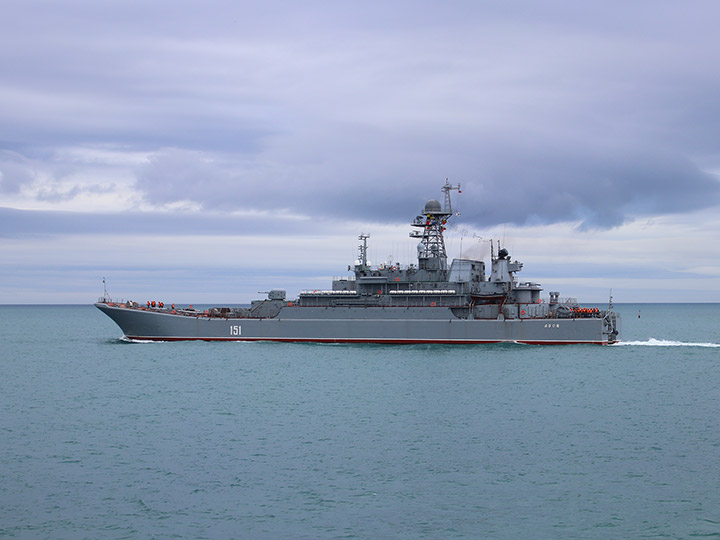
left=96, top=303, right=618, bottom=345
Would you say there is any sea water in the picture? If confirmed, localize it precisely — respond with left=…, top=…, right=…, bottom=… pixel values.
left=1, top=304, right=719, bottom=539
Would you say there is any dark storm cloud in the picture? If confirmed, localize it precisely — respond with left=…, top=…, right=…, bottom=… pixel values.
left=3, top=0, right=720, bottom=229
left=132, top=131, right=720, bottom=230
left=460, top=138, right=720, bottom=230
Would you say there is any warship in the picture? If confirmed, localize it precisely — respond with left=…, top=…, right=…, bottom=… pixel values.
left=96, top=181, right=620, bottom=344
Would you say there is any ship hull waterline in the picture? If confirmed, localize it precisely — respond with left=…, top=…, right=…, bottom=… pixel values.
left=96, top=303, right=618, bottom=345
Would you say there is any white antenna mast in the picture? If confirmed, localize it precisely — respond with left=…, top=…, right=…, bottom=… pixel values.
left=441, top=178, right=461, bottom=214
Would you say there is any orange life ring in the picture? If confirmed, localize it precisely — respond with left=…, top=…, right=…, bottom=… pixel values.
left=521, top=309, right=526, bottom=315
left=395, top=277, right=400, bottom=282
left=288, top=302, right=293, bottom=306
left=430, top=301, right=436, bottom=307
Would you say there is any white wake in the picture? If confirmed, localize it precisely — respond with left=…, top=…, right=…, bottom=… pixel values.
left=120, top=336, right=164, bottom=344
left=614, top=338, right=720, bottom=348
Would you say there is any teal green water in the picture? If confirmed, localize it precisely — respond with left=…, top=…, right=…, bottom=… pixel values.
left=1, top=304, right=719, bottom=539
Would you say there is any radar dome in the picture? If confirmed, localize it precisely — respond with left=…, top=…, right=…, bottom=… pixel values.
left=424, top=199, right=442, bottom=213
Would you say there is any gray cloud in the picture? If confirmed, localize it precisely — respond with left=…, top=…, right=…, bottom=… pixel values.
left=0, top=206, right=326, bottom=238
left=0, top=150, right=38, bottom=194
left=135, top=148, right=230, bottom=208
left=35, top=183, right=117, bottom=203
left=2, top=0, right=720, bottom=230
left=130, top=131, right=720, bottom=230
left=460, top=138, right=720, bottom=230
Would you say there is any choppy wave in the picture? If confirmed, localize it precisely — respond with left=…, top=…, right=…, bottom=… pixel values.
left=614, top=338, right=720, bottom=348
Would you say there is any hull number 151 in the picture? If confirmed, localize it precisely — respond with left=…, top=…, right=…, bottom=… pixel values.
left=230, top=325, right=242, bottom=336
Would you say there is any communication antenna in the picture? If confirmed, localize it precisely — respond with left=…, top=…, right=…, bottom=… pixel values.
left=459, top=229, right=468, bottom=257
left=358, top=233, right=370, bottom=270
left=441, top=178, right=461, bottom=214
left=102, top=277, right=110, bottom=302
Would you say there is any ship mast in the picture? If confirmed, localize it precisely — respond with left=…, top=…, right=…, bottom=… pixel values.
left=410, top=179, right=461, bottom=272
left=357, top=233, right=370, bottom=271
left=442, top=178, right=461, bottom=215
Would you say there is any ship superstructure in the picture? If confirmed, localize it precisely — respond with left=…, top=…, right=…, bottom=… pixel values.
left=96, top=181, right=620, bottom=344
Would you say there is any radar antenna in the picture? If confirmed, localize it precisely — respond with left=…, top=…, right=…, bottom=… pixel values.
left=410, top=179, right=462, bottom=271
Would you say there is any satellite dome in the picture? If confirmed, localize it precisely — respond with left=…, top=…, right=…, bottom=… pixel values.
left=424, top=199, right=442, bottom=213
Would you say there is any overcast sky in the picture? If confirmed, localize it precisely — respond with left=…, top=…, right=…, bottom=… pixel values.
left=2, top=0, right=720, bottom=304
